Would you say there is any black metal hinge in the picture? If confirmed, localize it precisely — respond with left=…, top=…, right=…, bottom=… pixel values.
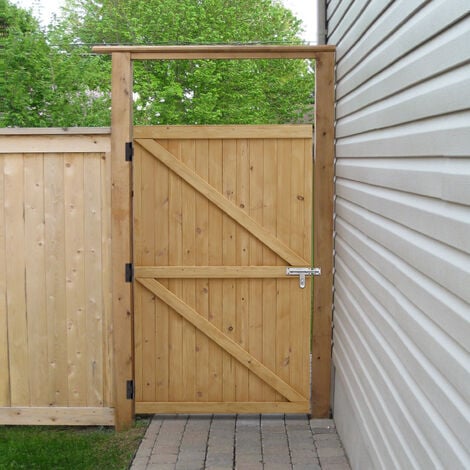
left=125, top=263, right=133, bottom=283
left=126, top=380, right=134, bottom=400
left=125, top=142, right=133, bottom=162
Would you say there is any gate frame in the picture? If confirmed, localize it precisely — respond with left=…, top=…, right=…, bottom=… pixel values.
left=92, top=45, right=335, bottom=431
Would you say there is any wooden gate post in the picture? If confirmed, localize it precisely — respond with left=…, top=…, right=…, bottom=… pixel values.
left=110, top=52, right=134, bottom=430
left=312, top=51, right=335, bottom=417
left=93, top=44, right=336, bottom=421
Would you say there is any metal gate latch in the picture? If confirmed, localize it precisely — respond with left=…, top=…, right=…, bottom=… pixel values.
left=286, top=267, right=321, bottom=288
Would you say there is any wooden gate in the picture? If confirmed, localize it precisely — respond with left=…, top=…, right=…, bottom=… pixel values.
left=133, top=125, right=313, bottom=413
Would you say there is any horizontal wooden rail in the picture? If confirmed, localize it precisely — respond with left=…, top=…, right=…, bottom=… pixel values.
left=92, top=44, right=335, bottom=60
left=0, top=134, right=111, bottom=153
left=0, top=407, right=115, bottom=426
left=134, top=124, right=312, bottom=139
left=0, top=127, right=111, bottom=135
left=135, top=266, right=289, bottom=278
left=136, top=402, right=309, bottom=414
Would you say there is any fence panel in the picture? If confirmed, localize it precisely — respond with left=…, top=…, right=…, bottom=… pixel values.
left=0, top=129, right=114, bottom=425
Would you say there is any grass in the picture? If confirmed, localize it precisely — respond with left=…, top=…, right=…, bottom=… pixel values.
left=0, top=416, right=149, bottom=470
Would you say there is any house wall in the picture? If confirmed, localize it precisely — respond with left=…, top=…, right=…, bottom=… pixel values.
left=327, top=1, right=470, bottom=468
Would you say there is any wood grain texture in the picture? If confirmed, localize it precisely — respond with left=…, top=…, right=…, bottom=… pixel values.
left=92, top=44, right=335, bottom=59
left=84, top=154, right=104, bottom=406
left=4, top=155, right=29, bottom=406
left=0, top=147, right=113, bottom=424
left=44, top=154, right=68, bottom=407
left=0, top=135, right=110, bottom=153
left=136, top=401, right=309, bottom=414
left=135, top=138, right=308, bottom=266
left=0, top=158, right=10, bottom=406
left=134, top=125, right=312, bottom=139
left=110, top=52, right=134, bottom=430
left=135, top=266, right=288, bottom=278
left=133, top=126, right=314, bottom=413
left=195, top=140, right=209, bottom=402
left=312, top=52, right=335, bottom=417
left=208, top=139, right=224, bottom=402
left=0, top=407, right=114, bottom=426
left=64, top=153, right=87, bottom=406
left=24, top=155, right=48, bottom=405
left=137, top=278, right=306, bottom=403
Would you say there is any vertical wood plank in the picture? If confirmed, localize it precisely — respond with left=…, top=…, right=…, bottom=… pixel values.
left=303, top=137, right=313, bottom=398
left=289, top=139, right=307, bottom=398
left=153, top=144, right=169, bottom=402
left=312, top=51, right=335, bottom=417
left=44, top=153, right=68, bottom=406
left=181, top=140, right=197, bottom=401
left=133, top=143, right=143, bottom=403
left=222, top=139, right=237, bottom=402
left=64, top=153, right=86, bottom=406
left=141, top=144, right=156, bottom=402
left=235, top=139, right=250, bottom=402
left=101, top=149, right=114, bottom=407
left=303, top=138, right=313, bottom=263
left=84, top=154, right=104, bottom=406
left=276, top=139, right=292, bottom=394
left=195, top=139, right=209, bottom=402
left=110, top=52, right=134, bottom=429
left=262, top=139, right=278, bottom=402
left=0, top=157, right=10, bottom=406
left=168, top=140, right=184, bottom=402
left=208, top=139, right=224, bottom=402
left=248, top=139, right=264, bottom=401
left=24, top=154, right=48, bottom=405
left=4, top=155, right=29, bottom=406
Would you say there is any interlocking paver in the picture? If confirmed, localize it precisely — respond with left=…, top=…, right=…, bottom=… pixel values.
left=319, top=455, right=350, bottom=465
left=131, top=414, right=350, bottom=469
left=293, top=465, right=321, bottom=470
left=149, top=454, right=179, bottom=464
left=316, top=439, right=341, bottom=449
left=131, top=457, right=150, bottom=470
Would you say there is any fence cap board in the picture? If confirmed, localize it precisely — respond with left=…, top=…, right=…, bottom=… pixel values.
left=92, top=44, right=335, bottom=59
left=0, top=127, right=110, bottom=135
left=134, top=124, right=313, bottom=139
left=0, top=132, right=111, bottom=153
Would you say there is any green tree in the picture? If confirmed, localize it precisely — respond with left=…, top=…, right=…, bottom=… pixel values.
left=1, top=0, right=314, bottom=127
left=0, top=0, right=54, bottom=126
left=52, top=0, right=315, bottom=126
left=0, top=0, right=111, bottom=126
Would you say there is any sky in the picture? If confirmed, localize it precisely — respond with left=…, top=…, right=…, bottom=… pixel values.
left=11, top=0, right=317, bottom=42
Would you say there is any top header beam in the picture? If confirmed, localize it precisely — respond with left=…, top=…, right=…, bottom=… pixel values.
left=92, top=44, right=335, bottom=60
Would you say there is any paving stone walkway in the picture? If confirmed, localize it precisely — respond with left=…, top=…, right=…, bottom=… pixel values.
left=131, top=414, right=350, bottom=470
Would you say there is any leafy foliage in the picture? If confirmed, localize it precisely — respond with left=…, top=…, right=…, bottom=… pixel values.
left=0, top=0, right=53, bottom=126
left=1, top=0, right=315, bottom=127
left=0, top=0, right=111, bottom=126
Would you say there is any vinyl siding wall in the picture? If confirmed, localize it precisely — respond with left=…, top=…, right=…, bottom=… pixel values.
left=327, top=1, right=470, bottom=468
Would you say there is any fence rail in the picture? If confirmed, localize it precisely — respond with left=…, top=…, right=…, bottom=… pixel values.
left=0, top=128, right=114, bottom=426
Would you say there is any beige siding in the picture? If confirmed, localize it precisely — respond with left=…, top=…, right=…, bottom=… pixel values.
left=328, top=1, right=470, bottom=469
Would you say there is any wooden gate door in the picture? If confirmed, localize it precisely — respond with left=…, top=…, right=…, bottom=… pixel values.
left=133, top=125, right=313, bottom=414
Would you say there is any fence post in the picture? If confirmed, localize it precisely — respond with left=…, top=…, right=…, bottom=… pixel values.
left=110, top=52, right=134, bottom=430
left=312, top=50, right=335, bottom=417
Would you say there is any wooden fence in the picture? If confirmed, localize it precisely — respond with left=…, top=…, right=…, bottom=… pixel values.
left=0, top=128, right=115, bottom=425
left=0, top=45, right=335, bottom=430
